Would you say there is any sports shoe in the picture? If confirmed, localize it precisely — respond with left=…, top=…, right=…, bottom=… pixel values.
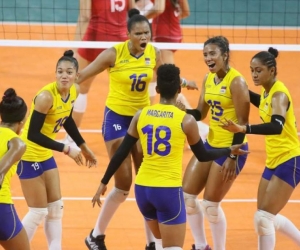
left=145, top=242, right=156, bottom=250
left=191, top=244, right=212, bottom=250
left=85, top=230, right=107, bottom=250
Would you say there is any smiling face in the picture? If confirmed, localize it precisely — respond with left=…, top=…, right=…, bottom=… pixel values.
left=128, top=21, right=151, bottom=53
left=250, top=58, right=275, bottom=87
left=203, top=43, right=228, bottom=73
left=55, top=61, right=78, bottom=90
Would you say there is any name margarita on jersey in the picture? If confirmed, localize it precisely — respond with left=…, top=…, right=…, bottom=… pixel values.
left=146, top=109, right=174, bottom=118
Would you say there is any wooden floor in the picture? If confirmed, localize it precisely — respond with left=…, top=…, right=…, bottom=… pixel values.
left=0, top=26, right=300, bottom=249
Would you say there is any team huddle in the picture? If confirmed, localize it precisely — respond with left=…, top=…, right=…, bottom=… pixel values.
left=1, top=1, right=300, bottom=250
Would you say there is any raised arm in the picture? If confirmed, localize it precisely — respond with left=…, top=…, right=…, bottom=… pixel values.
left=144, top=0, right=166, bottom=20
left=185, top=74, right=210, bottom=120
left=77, top=47, right=116, bottom=84
left=179, top=0, right=190, bottom=19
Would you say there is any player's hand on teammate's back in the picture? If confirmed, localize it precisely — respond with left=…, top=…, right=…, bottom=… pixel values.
left=175, top=101, right=186, bottom=111
left=92, top=183, right=107, bottom=208
left=186, top=80, right=199, bottom=90
left=80, top=143, right=98, bottom=168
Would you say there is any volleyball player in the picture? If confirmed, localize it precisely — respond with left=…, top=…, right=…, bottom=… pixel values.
left=143, top=0, right=209, bottom=140
left=181, top=36, right=250, bottom=250
left=77, top=9, right=197, bottom=250
left=17, top=50, right=97, bottom=250
left=62, top=0, right=135, bottom=147
left=0, top=88, right=29, bottom=250
left=221, top=47, right=300, bottom=250
left=90, top=64, right=248, bottom=250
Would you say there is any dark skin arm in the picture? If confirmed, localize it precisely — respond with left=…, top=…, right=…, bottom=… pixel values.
left=77, top=47, right=116, bottom=84
left=195, top=74, right=210, bottom=119
left=221, top=76, right=250, bottom=182
left=221, top=91, right=289, bottom=133
left=0, top=137, right=26, bottom=188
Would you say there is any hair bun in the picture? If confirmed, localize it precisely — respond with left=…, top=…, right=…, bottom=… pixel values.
left=63, top=50, right=74, bottom=57
left=128, top=8, right=140, bottom=18
left=268, top=47, right=279, bottom=58
left=2, top=88, right=17, bottom=102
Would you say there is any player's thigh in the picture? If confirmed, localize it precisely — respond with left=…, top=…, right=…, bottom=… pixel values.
left=203, top=161, right=234, bottom=202
left=0, top=228, right=30, bottom=250
left=105, top=138, right=133, bottom=190
left=258, top=176, right=294, bottom=214
left=19, top=176, right=48, bottom=207
left=43, top=168, right=62, bottom=203
left=182, top=155, right=212, bottom=195
left=147, top=220, right=161, bottom=239
left=159, top=223, right=186, bottom=248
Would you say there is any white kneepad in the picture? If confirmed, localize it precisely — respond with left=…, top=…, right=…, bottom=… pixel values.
left=254, top=210, right=275, bottom=236
left=27, top=207, right=49, bottom=225
left=183, top=192, right=201, bottom=215
left=200, top=200, right=220, bottom=224
left=110, top=187, right=128, bottom=203
left=148, top=82, right=157, bottom=97
left=73, top=93, right=87, bottom=113
left=47, top=200, right=64, bottom=220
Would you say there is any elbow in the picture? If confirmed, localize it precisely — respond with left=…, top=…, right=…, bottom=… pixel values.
left=27, top=133, right=38, bottom=144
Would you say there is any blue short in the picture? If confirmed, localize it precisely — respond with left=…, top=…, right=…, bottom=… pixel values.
left=0, top=204, right=23, bottom=241
left=262, top=156, right=300, bottom=188
left=17, top=157, right=57, bottom=179
left=134, top=185, right=186, bottom=225
left=204, top=141, right=248, bottom=175
left=102, top=107, right=133, bottom=142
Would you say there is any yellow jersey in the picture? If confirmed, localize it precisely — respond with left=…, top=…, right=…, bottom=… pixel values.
left=106, top=40, right=156, bottom=116
left=0, top=127, right=19, bottom=204
left=135, top=104, right=186, bottom=187
left=204, top=67, right=247, bottom=147
left=259, top=80, right=300, bottom=169
left=21, top=82, right=77, bottom=161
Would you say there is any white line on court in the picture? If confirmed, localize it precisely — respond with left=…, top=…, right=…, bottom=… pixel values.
left=12, top=197, right=300, bottom=203
left=58, top=129, right=300, bottom=135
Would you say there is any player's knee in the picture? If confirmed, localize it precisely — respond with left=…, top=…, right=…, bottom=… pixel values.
left=183, top=192, right=201, bottom=215
left=46, top=199, right=64, bottom=220
left=148, top=81, right=157, bottom=97
left=25, top=207, right=48, bottom=226
left=109, top=187, right=128, bottom=203
left=73, top=93, right=87, bottom=113
left=254, top=210, right=275, bottom=236
left=200, top=200, right=220, bottom=223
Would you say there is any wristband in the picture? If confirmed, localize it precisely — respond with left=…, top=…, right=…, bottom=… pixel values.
left=181, top=78, right=187, bottom=88
left=229, top=154, right=237, bottom=160
left=64, top=146, right=71, bottom=155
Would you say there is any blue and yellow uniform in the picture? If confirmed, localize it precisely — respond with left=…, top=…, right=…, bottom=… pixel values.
left=17, top=82, right=77, bottom=179
left=204, top=68, right=248, bottom=171
left=0, top=127, right=23, bottom=240
left=134, top=104, right=186, bottom=224
left=102, top=41, right=156, bottom=141
left=260, top=81, right=300, bottom=187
